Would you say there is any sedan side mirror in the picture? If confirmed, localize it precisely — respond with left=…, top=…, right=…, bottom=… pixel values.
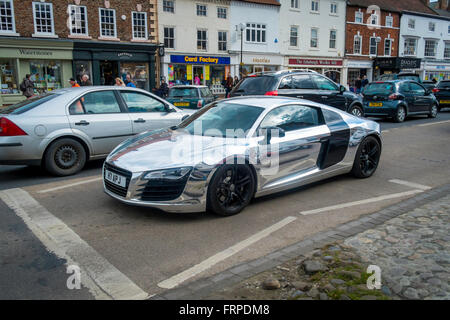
left=259, top=126, right=286, bottom=144
left=339, top=85, right=346, bottom=94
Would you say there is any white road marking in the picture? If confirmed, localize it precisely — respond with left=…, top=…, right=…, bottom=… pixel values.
left=37, top=176, right=102, bottom=194
left=389, top=179, right=432, bottom=191
left=382, top=129, right=390, bottom=133
left=0, top=188, right=148, bottom=300
left=299, top=189, right=423, bottom=216
left=157, top=216, right=297, bottom=289
left=418, top=120, right=450, bottom=127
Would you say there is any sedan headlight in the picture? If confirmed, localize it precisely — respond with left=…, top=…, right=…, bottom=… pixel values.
left=143, top=167, right=192, bottom=181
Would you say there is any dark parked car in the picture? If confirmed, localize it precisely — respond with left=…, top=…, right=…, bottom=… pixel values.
left=376, top=72, right=422, bottom=83
left=229, top=70, right=365, bottom=117
left=432, top=80, right=450, bottom=111
left=422, top=80, right=436, bottom=91
left=362, top=80, right=438, bottom=122
left=166, top=85, right=216, bottom=110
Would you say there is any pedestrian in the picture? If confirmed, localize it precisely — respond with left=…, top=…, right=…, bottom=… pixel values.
left=233, top=76, right=239, bottom=87
left=115, top=77, right=125, bottom=86
left=159, top=78, right=169, bottom=98
left=69, top=77, right=80, bottom=87
left=432, top=78, right=437, bottom=84
left=194, top=74, right=201, bottom=85
left=80, top=74, right=92, bottom=86
left=355, top=76, right=362, bottom=94
left=125, top=73, right=136, bottom=88
left=361, top=75, right=369, bottom=88
left=225, top=75, right=233, bottom=98
left=19, top=74, right=35, bottom=99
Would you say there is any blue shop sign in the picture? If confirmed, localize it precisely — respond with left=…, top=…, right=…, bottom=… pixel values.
left=170, top=55, right=230, bottom=65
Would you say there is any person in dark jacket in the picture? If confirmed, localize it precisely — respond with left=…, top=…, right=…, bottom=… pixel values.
left=225, top=76, right=233, bottom=98
left=80, top=74, right=92, bottom=86
left=355, top=77, right=362, bottom=94
left=361, top=75, right=369, bottom=88
left=20, top=74, right=35, bottom=99
left=158, top=79, right=169, bottom=98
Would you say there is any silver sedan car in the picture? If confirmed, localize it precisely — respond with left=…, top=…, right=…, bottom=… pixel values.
left=0, top=86, right=188, bottom=176
left=103, top=96, right=382, bottom=216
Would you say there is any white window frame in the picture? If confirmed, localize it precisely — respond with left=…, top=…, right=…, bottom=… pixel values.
left=384, top=38, right=392, bottom=56
left=355, top=11, right=363, bottom=23
left=163, top=0, right=175, bottom=13
left=408, top=18, right=415, bottom=30
left=329, top=29, right=337, bottom=49
left=310, top=28, right=319, bottom=48
left=403, top=37, right=417, bottom=56
left=311, top=0, right=319, bottom=13
left=217, top=7, right=227, bottom=19
left=164, top=26, right=175, bottom=49
left=444, top=42, right=450, bottom=59
left=369, top=37, right=378, bottom=55
left=196, top=4, right=207, bottom=17
left=99, top=8, right=117, bottom=38
left=290, top=26, right=299, bottom=47
left=385, top=16, right=393, bottom=28
left=330, top=2, right=337, bottom=15
left=132, top=11, right=147, bottom=40
left=353, top=34, right=362, bottom=54
left=218, top=30, right=227, bottom=51
left=245, top=23, right=266, bottom=44
left=69, top=4, right=89, bottom=36
left=197, top=28, right=207, bottom=51
left=370, top=14, right=378, bottom=26
left=424, top=39, right=437, bottom=58
left=0, top=0, right=16, bottom=34
left=32, top=1, right=55, bottom=36
left=291, top=0, right=299, bottom=9
left=428, top=21, right=435, bottom=32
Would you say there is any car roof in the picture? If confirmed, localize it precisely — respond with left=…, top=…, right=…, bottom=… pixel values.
left=170, top=85, right=207, bottom=88
left=218, top=96, right=323, bottom=110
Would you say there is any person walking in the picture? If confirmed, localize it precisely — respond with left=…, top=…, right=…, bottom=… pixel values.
left=225, top=76, right=233, bottom=98
left=194, top=74, right=201, bottom=85
left=125, top=73, right=136, bottom=88
left=159, top=79, right=169, bottom=98
left=361, top=75, right=369, bottom=88
left=355, top=76, right=362, bottom=94
left=69, top=77, right=80, bottom=87
left=233, top=76, right=239, bottom=87
left=20, top=74, right=35, bottom=99
left=80, top=74, right=92, bottom=86
left=115, top=78, right=125, bottom=86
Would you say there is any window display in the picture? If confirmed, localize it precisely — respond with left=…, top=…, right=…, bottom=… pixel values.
left=0, top=59, right=18, bottom=94
left=74, top=60, right=92, bottom=84
left=120, top=62, right=149, bottom=90
left=168, top=64, right=189, bottom=86
left=29, top=60, right=62, bottom=93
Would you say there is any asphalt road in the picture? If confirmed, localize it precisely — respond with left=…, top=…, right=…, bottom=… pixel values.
left=0, top=110, right=449, bottom=299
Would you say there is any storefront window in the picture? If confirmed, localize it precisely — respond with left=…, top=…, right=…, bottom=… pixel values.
left=74, top=61, right=92, bottom=84
left=209, top=65, right=225, bottom=86
left=29, top=60, right=62, bottom=93
left=0, top=59, right=18, bottom=94
left=120, top=62, right=149, bottom=90
left=425, top=71, right=450, bottom=81
left=168, top=64, right=189, bottom=86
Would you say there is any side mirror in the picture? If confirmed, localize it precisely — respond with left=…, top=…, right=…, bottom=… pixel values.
left=259, top=126, right=285, bottom=144
left=425, top=89, right=431, bottom=96
left=165, top=106, right=177, bottom=113
left=339, top=85, right=346, bottom=94
left=181, top=114, right=190, bottom=121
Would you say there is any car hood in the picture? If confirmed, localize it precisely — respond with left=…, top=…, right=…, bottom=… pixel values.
left=106, top=129, right=250, bottom=173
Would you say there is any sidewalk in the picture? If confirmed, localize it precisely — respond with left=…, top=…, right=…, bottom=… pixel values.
left=152, top=183, right=450, bottom=300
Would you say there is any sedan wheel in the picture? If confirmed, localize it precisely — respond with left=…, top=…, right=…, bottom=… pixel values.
left=44, top=138, right=86, bottom=176
left=429, top=104, right=438, bottom=118
left=351, top=136, right=381, bottom=178
left=394, top=106, right=406, bottom=123
left=349, top=105, right=364, bottom=117
left=207, top=164, right=255, bottom=216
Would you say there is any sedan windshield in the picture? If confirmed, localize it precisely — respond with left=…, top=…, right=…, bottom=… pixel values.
left=169, top=88, right=198, bottom=98
left=177, top=102, right=264, bottom=138
left=363, top=83, right=395, bottom=95
left=0, top=93, right=58, bottom=115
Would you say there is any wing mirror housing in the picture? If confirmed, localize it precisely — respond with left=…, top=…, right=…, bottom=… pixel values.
left=259, top=126, right=286, bottom=144
left=339, top=85, right=346, bottom=94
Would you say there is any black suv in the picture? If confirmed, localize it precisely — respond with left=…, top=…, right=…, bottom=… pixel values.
left=376, top=72, right=422, bottom=83
left=230, top=70, right=364, bottom=116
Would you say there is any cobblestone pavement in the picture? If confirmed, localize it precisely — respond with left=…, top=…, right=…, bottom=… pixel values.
left=344, top=195, right=450, bottom=300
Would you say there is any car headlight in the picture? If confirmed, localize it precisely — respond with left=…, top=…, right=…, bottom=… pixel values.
left=143, top=167, right=192, bottom=181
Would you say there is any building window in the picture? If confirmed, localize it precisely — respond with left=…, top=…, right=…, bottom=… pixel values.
left=132, top=12, right=147, bottom=40
left=99, top=8, right=116, bottom=38
left=311, top=1, right=319, bottom=12
left=245, top=23, right=266, bottom=43
left=217, top=7, right=227, bottom=19
left=355, top=11, right=363, bottom=23
left=218, top=31, right=227, bottom=51
left=448, top=25, right=450, bottom=33
left=0, top=59, right=18, bottom=94
left=163, top=0, right=174, bottom=13
left=69, top=5, right=88, bottom=36
left=291, top=0, right=299, bottom=9
left=164, top=27, right=174, bottom=49
left=0, top=0, right=15, bottom=33
left=196, top=4, right=207, bottom=16
left=429, top=22, right=435, bottom=32
left=404, top=38, right=417, bottom=56
left=369, top=37, right=378, bottom=55
left=197, top=29, right=207, bottom=50
left=444, top=42, right=450, bottom=59
left=370, top=14, right=378, bottom=25
left=330, top=2, right=337, bottom=14
left=353, top=35, right=362, bottom=54
left=329, top=30, right=336, bottom=49
left=311, top=28, right=318, bottom=48
left=384, top=38, right=392, bottom=56
left=33, top=2, right=54, bottom=35
left=424, top=40, right=437, bottom=57
left=385, top=16, right=393, bottom=28
left=408, top=18, right=415, bottom=29
left=290, top=26, right=298, bottom=47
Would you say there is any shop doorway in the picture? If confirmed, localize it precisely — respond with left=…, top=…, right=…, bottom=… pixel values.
left=100, top=60, right=119, bottom=86
left=193, top=66, right=203, bottom=85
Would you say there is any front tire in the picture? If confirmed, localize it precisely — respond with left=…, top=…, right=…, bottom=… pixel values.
left=393, top=106, right=406, bottom=123
left=351, top=136, right=381, bottom=179
left=207, top=164, right=256, bottom=216
left=349, top=105, right=364, bottom=117
left=44, top=138, right=86, bottom=176
left=429, top=104, right=438, bottom=118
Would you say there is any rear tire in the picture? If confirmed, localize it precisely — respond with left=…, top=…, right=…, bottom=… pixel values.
left=393, top=106, right=406, bottom=123
left=428, top=104, right=438, bottom=118
left=349, top=105, right=364, bottom=117
left=44, top=138, right=86, bottom=176
left=351, top=136, right=381, bottom=179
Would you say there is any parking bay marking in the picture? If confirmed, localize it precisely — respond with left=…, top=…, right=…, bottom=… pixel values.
left=0, top=188, right=148, bottom=300
left=418, top=119, right=450, bottom=127
left=389, top=179, right=432, bottom=191
left=157, top=216, right=297, bottom=289
left=37, top=176, right=102, bottom=194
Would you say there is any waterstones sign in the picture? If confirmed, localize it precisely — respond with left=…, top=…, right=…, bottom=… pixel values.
left=18, top=49, right=53, bottom=56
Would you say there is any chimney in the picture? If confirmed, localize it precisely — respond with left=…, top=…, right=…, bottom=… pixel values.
left=437, top=0, right=449, bottom=10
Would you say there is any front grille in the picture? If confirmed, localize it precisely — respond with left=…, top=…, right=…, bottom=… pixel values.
left=104, top=162, right=132, bottom=198
left=137, top=178, right=189, bottom=201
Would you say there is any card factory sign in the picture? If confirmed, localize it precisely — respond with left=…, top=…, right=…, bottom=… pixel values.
left=289, top=58, right=343, bottom=66
left=170, top=55, right=230, bottom=65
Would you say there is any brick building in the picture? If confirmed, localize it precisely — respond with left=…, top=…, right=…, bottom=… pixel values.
left=0, top=0, right=160, bottom=106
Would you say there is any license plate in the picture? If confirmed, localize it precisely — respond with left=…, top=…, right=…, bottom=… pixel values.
left=174, top=102, right=189, bottom=107
left=439, top=100, right=450, bottom=104
left=369, top=102, right=383, bottom=107
left=105, top=170, right=126, bottom=188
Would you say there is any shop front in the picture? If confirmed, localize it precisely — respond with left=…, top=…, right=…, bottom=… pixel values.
left=423, top=60, right=450, bottom=81
left=164, top=54, right=231, bottom=94
left=73, top=41, right=157, bottom=91
left=0, top=38, right=73, bottom=106
left=343, top=59, right=373, bottom=90
left=286, top=57, right=344, bottom=84
left=373, top=57, right=422, bottom=79
left=232, top=53, right=282, bottom=78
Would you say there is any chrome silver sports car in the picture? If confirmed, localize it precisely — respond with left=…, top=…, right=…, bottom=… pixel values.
left=103, top=96, right=382, bottom=216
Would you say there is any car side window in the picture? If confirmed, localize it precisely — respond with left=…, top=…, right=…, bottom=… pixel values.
left=399, top=82, right=411, bottom=94
left=259, top=105, right=322, bottom=132
left=311, top=75, right=338, bottom=91
left=322, top=109, right=343, bottom=124
left=409, top=83, right=425, bottom=96
left=200, top=88, right=212, bottom=97
left=278, top=76, right=293, bottom=89
left=291, top=75, right=316, bottom=89
left=69, top=91, right=121, bottom=115
left=120, top=91, right=166, bottom=113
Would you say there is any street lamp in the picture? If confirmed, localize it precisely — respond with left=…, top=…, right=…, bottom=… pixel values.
left=237, top=23, right=246, bottom=78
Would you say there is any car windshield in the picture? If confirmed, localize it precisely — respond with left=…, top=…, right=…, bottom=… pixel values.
left=398, top=75, right=420, bottom=81
left=232, top=76, right=278, bottom=95
left=177, top=102, right=264, bottom=138
left=437, top=81, right=450, bottom=89
left=0, top=93, right=58, bottom=115
left=363, top=83, right=395, bottom=95
left=169, top=88, right=198, bottom=98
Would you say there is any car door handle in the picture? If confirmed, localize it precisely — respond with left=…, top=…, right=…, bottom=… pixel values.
left=297, top=95, right=304, bottom=98
left=75, top=120, right=89, bottom=126
left=134, top=118, right=146, bottom=123
left=321, top=96, right=329, bottom=99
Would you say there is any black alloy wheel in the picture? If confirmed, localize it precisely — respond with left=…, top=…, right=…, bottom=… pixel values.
left=208, top=164, right=255, bottom=216
left=349, top=105, right=364, bottom=117
left=351, top=136, right=381, bottom=178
